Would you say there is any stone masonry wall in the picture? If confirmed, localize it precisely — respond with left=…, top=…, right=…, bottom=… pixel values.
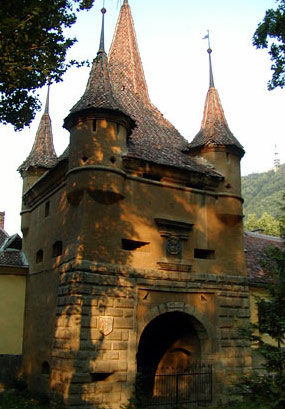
left=50, top=260, right=251, bottom=408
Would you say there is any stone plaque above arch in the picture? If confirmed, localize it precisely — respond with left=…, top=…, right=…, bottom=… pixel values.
left=154, top=218, right=194, bottom=240
left=155, top=218, right=194, bottom=263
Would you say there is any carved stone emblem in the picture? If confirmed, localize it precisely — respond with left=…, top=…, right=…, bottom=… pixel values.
left=98, top=316, right=113, bottom=336
left=166, top=236, right=182, bottom=256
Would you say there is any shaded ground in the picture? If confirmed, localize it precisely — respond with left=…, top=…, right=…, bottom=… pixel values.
left=0, top=388, right=271, bottom=409
left=0, top=389, right=64, bottom=409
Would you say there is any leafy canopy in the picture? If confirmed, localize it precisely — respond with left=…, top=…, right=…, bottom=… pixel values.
left=0, top=0, right=94, bottom=131
left=253, top=0, right=285, bottom=90
left=245, top=212, right=281, bottom=236
left=235, top=196, right=285, bottom=408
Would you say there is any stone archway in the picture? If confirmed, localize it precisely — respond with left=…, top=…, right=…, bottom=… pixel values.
left=136, top=310, right=213, bottom=402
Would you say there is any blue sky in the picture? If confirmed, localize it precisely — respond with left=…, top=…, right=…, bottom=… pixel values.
left=1, top=0, right=284, bottom=234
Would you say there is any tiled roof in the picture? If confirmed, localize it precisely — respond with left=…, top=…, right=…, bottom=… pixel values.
left=107, top=1, right=222, bottom=178
left=0, top=230, right=28, bottom=269
left=64, top=8, right=134, bottom=132
left=67, top=51, right=130, bottom=119
left=109, top=0, right=150, bottom=106
left=244, top=231, right=284, bottom=285
left=0, top=228, right=9, bottom=247
left=18, top=88, right=57, bottom=173
left=187, top=86, right=244, bottom=155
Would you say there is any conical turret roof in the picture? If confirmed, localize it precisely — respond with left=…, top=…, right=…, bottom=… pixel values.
left=107, top=1, right=221, bottom=179
left=188, top=47, right=244, bottom=156
left=109, top=0, right=150, bottom=105
left=65, top=8, right=132, bottom=127
left=18, top=87, right=58, bottom=174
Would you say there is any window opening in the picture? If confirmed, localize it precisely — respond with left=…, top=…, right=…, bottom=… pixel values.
left=52, top=241, right=63, bottom=257
left=36, top=249, right=43, bottom=263
left=41, top=361, right=50, bottom=375
left=45, top=201, right=50, bottom=217
left=122, top=239, right=149, bottom=251
left=142, top=173, right=161, bottom=182
left=90, top=372, right=112, bottom=382
left=194, top=249, right=215, bottom=259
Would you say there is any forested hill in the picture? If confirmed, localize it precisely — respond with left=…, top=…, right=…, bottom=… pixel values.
left=242, top=164, right=285, bottom=220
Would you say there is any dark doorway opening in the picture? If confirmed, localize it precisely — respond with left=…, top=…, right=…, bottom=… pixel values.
left=136, top=311, right=212, bottom=407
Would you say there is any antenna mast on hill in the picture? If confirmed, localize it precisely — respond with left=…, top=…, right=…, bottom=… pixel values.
left=274, top=144, right=280, bottom=172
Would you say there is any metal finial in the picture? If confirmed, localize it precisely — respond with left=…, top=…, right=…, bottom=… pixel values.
left=44, top=85, right=50, bottom=114
left=204, top=30, right=214, bottom=88
left=98, top=7, right=106, bottom=53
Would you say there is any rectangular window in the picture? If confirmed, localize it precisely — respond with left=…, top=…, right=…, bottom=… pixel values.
left=194, top=249, right=215, bottom=259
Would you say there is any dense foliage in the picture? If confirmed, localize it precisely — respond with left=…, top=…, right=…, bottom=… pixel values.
left=245, top=212, right=281, bottom=236
left=0, top=0, right=94, bottom=130
left=235, top=239, right=285, bottom=408
left=253, top=0, right=285, bottom=90
left=242, top=164, right=285, bottom=220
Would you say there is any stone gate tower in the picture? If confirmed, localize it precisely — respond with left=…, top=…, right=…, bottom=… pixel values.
left=20, top=1, right=251, bottom=407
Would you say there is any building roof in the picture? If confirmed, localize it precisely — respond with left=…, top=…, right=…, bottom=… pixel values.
left=107, top=1, right=223, bottom=178
left=65, top=8, right=133, bottom=127
left=109, top=0, right=150, bottom=106
left=186, top=48, right=244, bottom=156
left=244, top=231, right=284, bottom=285
left=18, top=87, right=58, bottom=174
left=0, top=229, right=28, bottom=270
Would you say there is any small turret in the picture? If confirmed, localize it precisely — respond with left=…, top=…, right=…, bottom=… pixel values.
left=64, top=8, right=135, bottom=205
left=187, top=35, right=244, bottom=195
left=18, top=87, right=57, bottom=194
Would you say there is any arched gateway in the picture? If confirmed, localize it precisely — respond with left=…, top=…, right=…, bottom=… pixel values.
left=136, top=310, right=213, bottom=406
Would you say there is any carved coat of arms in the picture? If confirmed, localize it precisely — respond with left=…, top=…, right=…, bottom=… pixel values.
left=98, top=316, right=113, bottom=336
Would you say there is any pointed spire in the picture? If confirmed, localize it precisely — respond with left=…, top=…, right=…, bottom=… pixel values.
left=208, top=50, right=214, bottom=88
left=44, top=85, right=50, bottom=114
left=18, top=87, right=57, bottom=174
left=64, top=7, right=134, bottom=129
left=108, top=0, right=150, bottom=104
left=188, top=86, right=244, bottom=155
left=203, top=31, right=215, bottom=88
left=98, top=7, right=106, bottom=53
left=187, top=36, right=244, bottom=156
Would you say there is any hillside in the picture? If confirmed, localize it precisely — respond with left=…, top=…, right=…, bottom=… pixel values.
left=242, top=164, right=285, bottom=220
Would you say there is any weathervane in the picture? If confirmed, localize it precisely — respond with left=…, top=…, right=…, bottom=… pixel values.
left=203, top=30, right=214, bottom=88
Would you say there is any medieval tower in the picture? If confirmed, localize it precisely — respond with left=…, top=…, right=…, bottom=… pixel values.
left=20, top=1, right=251, bottom=407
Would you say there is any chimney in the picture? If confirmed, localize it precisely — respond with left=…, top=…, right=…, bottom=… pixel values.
left=0, top=211, right=5, bottom=230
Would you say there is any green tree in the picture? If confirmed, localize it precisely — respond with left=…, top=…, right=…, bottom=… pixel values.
left=236, top=244, right=285, bottom=408
left=253, top=0, right=285, bottom=90
left=245, top=212, right=281, bottom=236
left=245, top=213, right=261, bottom=232
left=0, top=0, right=95, bottom=131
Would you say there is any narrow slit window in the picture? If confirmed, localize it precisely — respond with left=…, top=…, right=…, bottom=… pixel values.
left=45, top=201, right=50, bottom=217
left=93, top=119, right=97, bottom=132
left=121, top=239, right=149, bottom=251
left=194, top=249, right=215, bottom=259
left=36, top=249, right=43, bottom=263
left=52, top=241, right=63, bottom=257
